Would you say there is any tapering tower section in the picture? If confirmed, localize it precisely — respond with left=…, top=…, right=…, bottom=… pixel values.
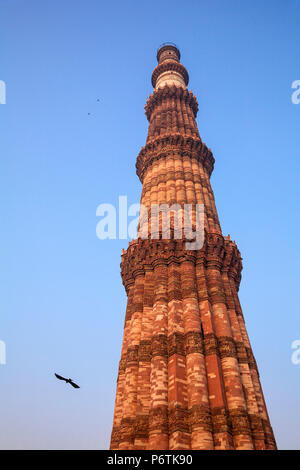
left=110, top=44, right=276, bottom=450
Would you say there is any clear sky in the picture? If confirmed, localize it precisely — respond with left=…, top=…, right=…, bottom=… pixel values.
left=0, top=0, right=299, bottom=450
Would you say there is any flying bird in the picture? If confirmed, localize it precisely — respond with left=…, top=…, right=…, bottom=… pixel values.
left=55, top=373, right=80, bottom=389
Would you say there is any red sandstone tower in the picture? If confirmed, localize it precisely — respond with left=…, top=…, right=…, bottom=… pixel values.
left=110, top=44, right=276, bottom=450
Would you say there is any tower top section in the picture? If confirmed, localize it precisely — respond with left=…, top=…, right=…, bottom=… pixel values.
left=156, top=43, right=180, bottom=63
left=152, top=43, right=189, bottom=90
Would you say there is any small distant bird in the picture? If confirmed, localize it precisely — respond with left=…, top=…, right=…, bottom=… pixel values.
left=88, top=112, right=91, bottom=115
left=97, top=99, right=100, bottom=102
left=55, top=373, right=80, bottom=389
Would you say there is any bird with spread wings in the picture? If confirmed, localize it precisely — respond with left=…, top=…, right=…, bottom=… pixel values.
left=54, top=373, right=80, bottom=389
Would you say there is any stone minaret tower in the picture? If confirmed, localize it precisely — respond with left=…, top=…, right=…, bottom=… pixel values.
left=110, top=44, right=276, bottom=450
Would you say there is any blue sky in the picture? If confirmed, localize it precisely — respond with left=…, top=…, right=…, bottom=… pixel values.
left=0, top=0, right=299, bottom=449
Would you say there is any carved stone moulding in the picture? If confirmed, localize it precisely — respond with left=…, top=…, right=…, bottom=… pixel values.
left=169, top=405, right=190, bottom=434
left=136, top=134, right=215, bottom=182
left=229, top=408, right=251, bottom=436
left=189, top=404, right=213, bottom=433
left=135, top=415, right=149, bottom=439
left=149, top=405, right=168, bottom=433
left=120, top=232, right=243, bottom=293
left=211, top=406, right=232, bottom=435
left=151, top=62, right=189, bottom=88
left=145, top=84, right=195, bottom=118
left=117, top=331, right=258, bottom=378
